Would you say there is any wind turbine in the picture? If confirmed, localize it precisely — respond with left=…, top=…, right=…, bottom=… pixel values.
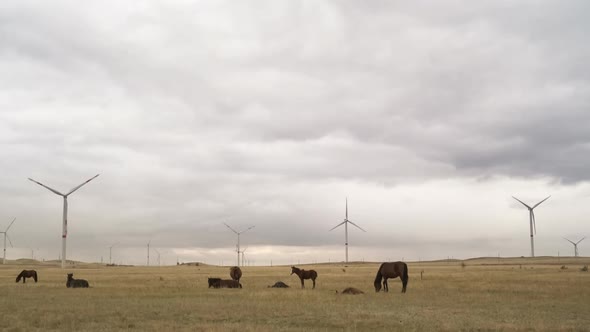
left=329, top=198, right=366, bottom=263
left=563, top=237, right=585, bottom=257
left=147, top=240, right=151, bottom=266
left=241, top=247, right=248, bottom=267
left=1, top=218, right=16, bottom=264
left=28, top=174, right=100, bottom=268
left=109, top=242, right=119, bottom=265
left=224, top=223, right=254, bottom=267
left=154, top=248, right=161, bottom=266
left=512, top=195, right=550, bottom=258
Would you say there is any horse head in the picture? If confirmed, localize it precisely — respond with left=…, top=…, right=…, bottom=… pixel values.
left=374, top=280, right=382, bottom=292
left=290, top=266, right=298, bottom=275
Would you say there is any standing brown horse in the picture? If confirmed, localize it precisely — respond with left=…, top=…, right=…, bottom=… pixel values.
left=16, top=270, right=38, bottom=283
left=374, top=262, right=408, bottom=293
left=291, top=266, right=317, bottom=289
left=230, top=266, right=242, bottom=283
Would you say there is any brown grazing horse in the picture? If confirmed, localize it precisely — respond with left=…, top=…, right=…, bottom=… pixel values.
left=291, top=266, right=317, bottom=289
left=230, top=266, right=242, bottom=282
left=16, top=270, right=38, bottom=283
left=374, top=262, right=408, bottom=293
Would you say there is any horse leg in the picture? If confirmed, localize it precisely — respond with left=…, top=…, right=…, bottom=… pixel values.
left=383, top=278, right=388, bottom=292
left=23, top=277, right=26, bottom=284
left=312, top=278, right=316, bottom=289
left=300, top=278, right=304, bottom=289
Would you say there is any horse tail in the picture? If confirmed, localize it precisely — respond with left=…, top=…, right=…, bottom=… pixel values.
left=374, top=263, right=385, bottom=289
left=402, top=262, right=409, bottom=292
left=33, top=271, right=38, bottom=282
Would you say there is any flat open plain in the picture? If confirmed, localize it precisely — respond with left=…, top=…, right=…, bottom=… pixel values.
left=1, top=257, right=589, bottom=331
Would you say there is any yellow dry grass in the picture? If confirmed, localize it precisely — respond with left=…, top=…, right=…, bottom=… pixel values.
left=1, top=257, right=589, bottom=331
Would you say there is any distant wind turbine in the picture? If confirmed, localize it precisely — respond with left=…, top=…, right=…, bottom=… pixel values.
left=30, top=247, right=39, bottom=260
left=224, top=223, right=255, bottom=267
left=241, top=247, right=247, bottom=266
left=512, top=195, right=550, bottom=257
left=329, top=198, right=366, bottom=263
left=1, top=218, right=16, bottom=264
left=154, top=248, right=161, bottom=266
left=28, top=174, right=100, bottom=268
left=147, top=240, right=151, bottom=266
left=109, top=242, right=119, bottom=265
left=563, top=237, right=585, bottom=257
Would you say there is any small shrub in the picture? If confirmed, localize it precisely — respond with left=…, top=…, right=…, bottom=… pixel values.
left=581, top=265, right=588, bottom=272
left=560, top=265, right=568, bottom=270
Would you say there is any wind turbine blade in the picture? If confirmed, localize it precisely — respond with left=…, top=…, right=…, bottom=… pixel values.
left=347, top=220, right=367, bottom=232
left=329, top=221, right=346, bottom=231
left=576, top=237, right=586, bottom=245
left=5, top=217, right=16, bottom=232
left=563, top=237, right=576, bottom=245
left=532, top=195, right=551, bottom=209
left=6, top=233, right=13, bottom=247
left=66, top=174, right=100, bottom=196
left=224, top=223, right=238, bottom=234
left=28, top=178, right=64, bottom=196
left=243, top=225, right=255, bottom=233
left=531, top=211, right=537, bottom=235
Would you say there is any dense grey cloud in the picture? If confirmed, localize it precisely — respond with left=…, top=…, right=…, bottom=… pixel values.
left=1, top=1, right=589, bottom=265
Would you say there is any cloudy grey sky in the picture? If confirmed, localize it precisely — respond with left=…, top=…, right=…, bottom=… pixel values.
left=1, top=1, right=589, bottom=265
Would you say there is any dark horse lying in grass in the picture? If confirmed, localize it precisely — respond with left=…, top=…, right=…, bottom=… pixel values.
left=66, top=273, right=89, bottom=288
left=374, top=261, right=408, bottom=293
left=208, top=277, right=221, bottom=288
left=211, top=279, right=242, bottom=288
left=16, top=270, right=38, bottom=283
left=291, top=266, right=317, bottom=289
left=230, top=266, right=242, bottom=283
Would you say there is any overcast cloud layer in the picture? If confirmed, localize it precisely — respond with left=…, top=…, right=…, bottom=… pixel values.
left=1, top=1, right=589, bottom=265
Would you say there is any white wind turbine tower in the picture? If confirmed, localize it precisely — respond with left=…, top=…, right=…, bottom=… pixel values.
left=241, top=247, right=248, bottom=266
left=1, top=218, right=16, bottom=264
left=512, top=195, right=550, bottom=258
left=563, top=237, right=585, bottom=257
left=147, top=240, right=151, bottom=266
left=224, top=223, right=255, bottom=267
left=109, top=242, right=119, bottom=265
left=28, top=174, right=100, bottom=268
left=329, top=198, right=366, bottom=263
left=153, top=248, right=161, bottom=266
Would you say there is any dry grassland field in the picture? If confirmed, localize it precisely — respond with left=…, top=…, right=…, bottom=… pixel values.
left=1, top=257, right=589, bottom=331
